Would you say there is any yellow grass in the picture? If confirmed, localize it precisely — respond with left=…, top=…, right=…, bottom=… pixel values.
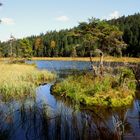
left=31, top=57, right=140, bottom=63
left=0, top=57, right=140, bottom=63
left=0, top=63, right=55, bottom=101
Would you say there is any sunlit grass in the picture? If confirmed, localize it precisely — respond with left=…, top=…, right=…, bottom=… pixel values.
left=0, top=57, right=140, bottom=63
left=52, top=68, right=136, bottom=107
left=0, top=63, right=55, bottom=101
left=31, top=57, right=140, bottom=63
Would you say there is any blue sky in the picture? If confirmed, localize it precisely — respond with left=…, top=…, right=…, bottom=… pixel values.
left=0, top=0, right=140, bottom=41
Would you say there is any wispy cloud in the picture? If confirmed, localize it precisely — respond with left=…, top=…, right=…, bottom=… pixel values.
left=55, top=16, right=70, bottom=22
left=1, top=18, right=15, bottom=25
left=108, top=11, right=120, bottom=20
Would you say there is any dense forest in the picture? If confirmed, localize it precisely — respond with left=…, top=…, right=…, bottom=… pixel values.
left=0, top=13, right=140, bottom=58
left=108, top=13, right=140, bottom=57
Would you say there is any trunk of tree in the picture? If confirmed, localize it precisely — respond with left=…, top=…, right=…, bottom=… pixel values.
left=99, top=52, right=104, bottom=76
left=90, top=51, right=96, bottom=76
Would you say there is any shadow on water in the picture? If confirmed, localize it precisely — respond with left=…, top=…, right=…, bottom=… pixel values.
left=0, top=84, right=140, bottom=140
left=0, top=60, right=140, bottom=140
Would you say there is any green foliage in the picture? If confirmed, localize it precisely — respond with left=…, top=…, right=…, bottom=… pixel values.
left=0, top=13, right=140, bottom=57
left=0, top=18, right=127, bottom=57
left=34, top=38, right=43, bottom=56
left=52, top=69, right=136, bottom=107
left=73, top=19, right=126, bottom=57
left=19, top=38, right=33, bottom=58
left=116, top=67, right=136, bottom=89
left=108, top=13, right=140, bottom=57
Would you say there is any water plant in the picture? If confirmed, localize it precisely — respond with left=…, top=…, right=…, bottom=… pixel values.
left=52, top=68, right=136, bottom=107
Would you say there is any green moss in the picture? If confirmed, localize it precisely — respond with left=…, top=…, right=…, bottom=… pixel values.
left=52, top=68, right=136, bottom=108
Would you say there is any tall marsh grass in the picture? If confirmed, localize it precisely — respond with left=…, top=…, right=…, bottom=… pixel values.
left=0, top=63, right=55, bottom=101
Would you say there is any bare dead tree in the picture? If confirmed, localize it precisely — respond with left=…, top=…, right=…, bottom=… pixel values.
left=90, top=51, right=97, bottom=76
left=99, top=52, right=104, bottom=76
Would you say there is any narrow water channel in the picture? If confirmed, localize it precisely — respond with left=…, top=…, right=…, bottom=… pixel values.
left=0, top=60, right=140, bottom=140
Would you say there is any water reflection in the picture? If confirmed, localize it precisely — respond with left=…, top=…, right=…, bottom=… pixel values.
left=0, top=84, right=135, bottom=140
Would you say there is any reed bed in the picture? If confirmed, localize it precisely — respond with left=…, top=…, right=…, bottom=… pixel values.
left=0, top=63, right=55, bottom=101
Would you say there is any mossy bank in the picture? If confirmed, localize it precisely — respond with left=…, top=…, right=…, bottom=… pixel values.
left=52, top=68, right=136, bottom=108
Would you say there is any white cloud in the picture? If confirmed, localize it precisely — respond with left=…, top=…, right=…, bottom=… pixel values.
left=108, top=11, right=120, bottom=20
left=55, top=16, right=70, bottom=22
left=1, top=18, right=15, bottom=25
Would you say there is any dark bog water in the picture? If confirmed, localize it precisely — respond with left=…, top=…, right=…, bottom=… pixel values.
left=0, top=60, right=140, bottom=140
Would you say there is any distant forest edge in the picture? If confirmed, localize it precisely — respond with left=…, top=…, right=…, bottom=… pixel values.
left=0, top=13, right=140, bottom=58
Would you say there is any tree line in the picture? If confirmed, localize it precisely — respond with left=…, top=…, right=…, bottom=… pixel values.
left=0, top=13, right=140, bottom=58
left=108, top=13, right=140, bottom=57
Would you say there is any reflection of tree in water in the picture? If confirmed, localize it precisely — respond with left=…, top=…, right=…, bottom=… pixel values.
left=0, top=130, right=9, bottom=140
left=43, top=106, right=129, bottom=140
left=0, top=102, right=11, bottom=140
left=54, top=95, right=133, bottom=140
left=112, top=108, right=132, bottom=140
left=135, top=98, right=140, bottom=128
left=0, top=97, right=133, bottom=140
left=133, top=92, right=140, bottom=131
left=78, top=107, right=132, bottom=140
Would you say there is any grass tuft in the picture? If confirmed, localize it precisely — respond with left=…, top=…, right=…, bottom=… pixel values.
left=0, top=63, right=55, bottom=101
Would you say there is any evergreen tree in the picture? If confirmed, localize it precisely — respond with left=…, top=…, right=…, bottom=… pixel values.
left=1, top=13, right=140, bottom=58
left=19, top=39, right=32, bottom=58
